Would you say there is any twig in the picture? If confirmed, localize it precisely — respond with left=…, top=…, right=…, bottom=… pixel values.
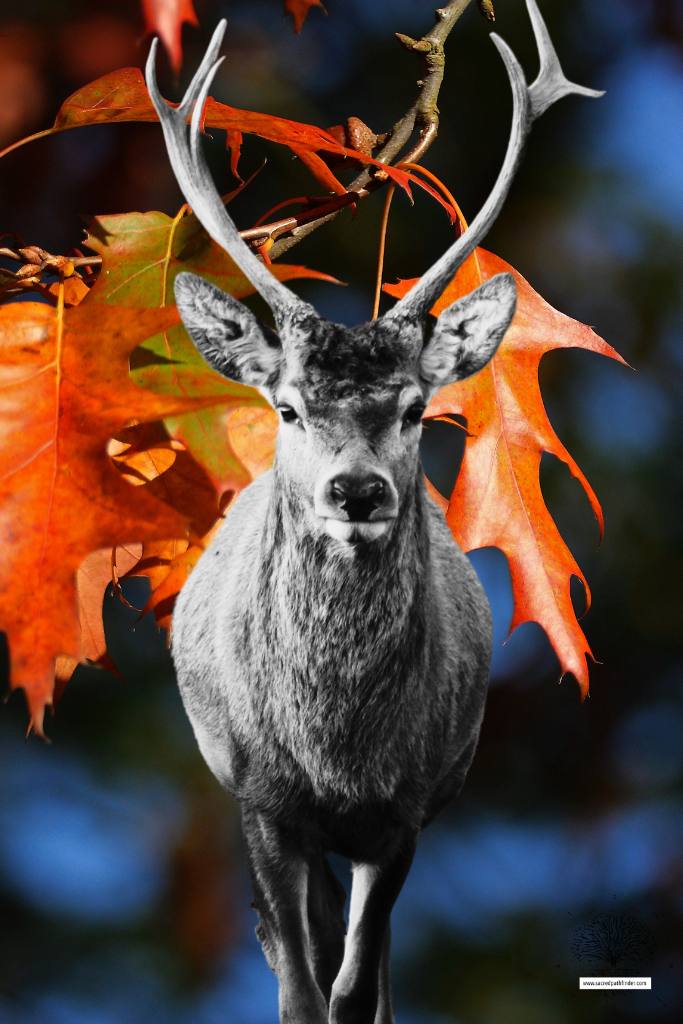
left=267, top=0, right=485, bottom=260
left=385, top=0, right=475, bottom=169
left=0, top=244, right=102, bottom=293
left=0, top=246, right=101, bottom=269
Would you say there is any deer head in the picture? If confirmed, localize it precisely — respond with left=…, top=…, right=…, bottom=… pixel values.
left=146, top=0, right=601, bottom=547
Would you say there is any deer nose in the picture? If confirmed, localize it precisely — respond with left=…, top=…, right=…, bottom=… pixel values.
left=318, top=472, right=397, bottom=522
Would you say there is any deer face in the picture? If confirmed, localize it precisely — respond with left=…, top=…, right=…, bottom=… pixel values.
left=175, top=272, right=516, bottom=546
left=274, top=318, right=427, bottom=545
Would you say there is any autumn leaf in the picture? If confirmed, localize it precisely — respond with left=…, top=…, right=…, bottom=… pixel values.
left=88, top=420, right=226, bottom=652
left=0, top=299, right=235, bottom=732
left=109, top=421, right=222, bottom=538
left=76, top=464, right=219, bottom=647
left=137, top=543, right=204, bottom=632
left=109, top=432, right=182, bottom=487
left=36, top=275, right=92, bottom=308
left=83, top=208, right=335, bottom=311
left=73, top=544, right=143, bottom=679
left=62, top=422, right=223, bottom=676
left=62, top=206, right=296, bottom=649
left=385, top=249, right=627, bottom=695
left=0, top=68, right=446, bottom=205
left=141, top=0, right=199, bottom=74
left=121, top=537, right=188, bottom=629
left=123, top=538, right=188, bottom=595
left=290, top=146, right=347, bottom=197
left=140, top=0, right=326, bottom=70
left=125, top=515, right=223, bottom=633
left=46, top=67, right=343, bottom=149
left=284, top=0, right=327, bottom=34
left=82, top=207, right=333, bottom=492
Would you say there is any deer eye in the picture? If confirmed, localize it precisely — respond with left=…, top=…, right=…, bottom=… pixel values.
left=403, top=403, right=425, bottom=427
left=278, top=405, right=302, bottom=425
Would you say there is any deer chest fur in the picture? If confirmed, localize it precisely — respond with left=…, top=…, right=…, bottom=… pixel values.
left=172, top=472, right=492, bottom=842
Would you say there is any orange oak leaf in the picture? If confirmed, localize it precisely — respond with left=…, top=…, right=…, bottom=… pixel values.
left=128, top=515, right=223, bottom=633
left=385, top=249, right=628, bottom=696
left=35, top=275, right=92, bottom=309
left=108, top=421, right=221, bottom=538
left=109, top=435, right=181, bottom=486
left=284, top=0, right=326, bottom=34
left=0, top=69, right=443, bottom=205
left=290, top=146, right=347, bottom=197
left=122, top=538, right=188, bottom=633
left=107, top=421, right=226, bottom=635
left=72, top=544, right=143, bottom=684
left=225, top=128, right=243, bottom=181
left=123, top=538, right=189, bottom=596
left=137, top=542, right=204, bottom=632
left=141, top=0, right=199, bottom=74
left=0, top=300, right=233, bottom=732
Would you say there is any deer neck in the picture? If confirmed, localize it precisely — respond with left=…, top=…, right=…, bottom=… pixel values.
left=238, top=464, right=433, bottom=803
left=256, top=463, right=431, bottom=653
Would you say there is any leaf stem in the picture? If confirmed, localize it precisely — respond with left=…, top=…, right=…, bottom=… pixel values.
left=159, top=204, right=190, bottom=398
left=0, top=128, right=55, bottom=162
left=372, top=183, right=396, bottom=320
left=161, top=203, right=189, bottom=306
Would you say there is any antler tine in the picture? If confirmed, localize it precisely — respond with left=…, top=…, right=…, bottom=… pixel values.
left=145, top=22, right=310, bottom=326
left=176, top=20, right=227, bottom=120
left=386, top=0, right=603, bottom=324
left=527, top=0, right=604, bottom=119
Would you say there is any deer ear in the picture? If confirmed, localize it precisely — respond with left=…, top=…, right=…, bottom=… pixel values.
left=174, top=272, right=283, bottom=387
left=419, top=273, right=517, bottom=387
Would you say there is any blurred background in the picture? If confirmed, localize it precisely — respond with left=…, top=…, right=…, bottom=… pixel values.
left=1, top=0, right=682, bottom=1021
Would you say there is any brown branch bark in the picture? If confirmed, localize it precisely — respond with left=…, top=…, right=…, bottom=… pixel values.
left=257, top=0, right=489, bottom=261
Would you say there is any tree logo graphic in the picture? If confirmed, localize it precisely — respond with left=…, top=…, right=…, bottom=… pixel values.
left=572, top=913, right=657, bottom=974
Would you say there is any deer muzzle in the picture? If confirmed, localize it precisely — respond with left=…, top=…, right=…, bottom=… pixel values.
left=314, top=470, right=399, bottom=544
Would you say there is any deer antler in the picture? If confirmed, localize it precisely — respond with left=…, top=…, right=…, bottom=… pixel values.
left=386, top=0, right=603, bottom=323
left=145, top=21, right=312, bottom=327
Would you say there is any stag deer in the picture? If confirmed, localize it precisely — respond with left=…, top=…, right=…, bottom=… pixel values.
left=146, top=3, right=600, bottom=1021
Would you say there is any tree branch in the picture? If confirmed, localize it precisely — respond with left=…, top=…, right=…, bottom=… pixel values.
left=259, top=0, right=490, bottom=261
left=373, top=0, right=475, bottom=171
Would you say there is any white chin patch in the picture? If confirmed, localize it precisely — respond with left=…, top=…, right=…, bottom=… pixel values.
left=324, top=519, right=392, bottom=544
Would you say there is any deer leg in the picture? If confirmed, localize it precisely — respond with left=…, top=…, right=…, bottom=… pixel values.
left=329, top=835, right=416, bottom=1024
left=242, top=807, right=328, bottom=1024
left=374, top=924, right=394, bottom=1024
left=306, top=854, right=347, bottom=1003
